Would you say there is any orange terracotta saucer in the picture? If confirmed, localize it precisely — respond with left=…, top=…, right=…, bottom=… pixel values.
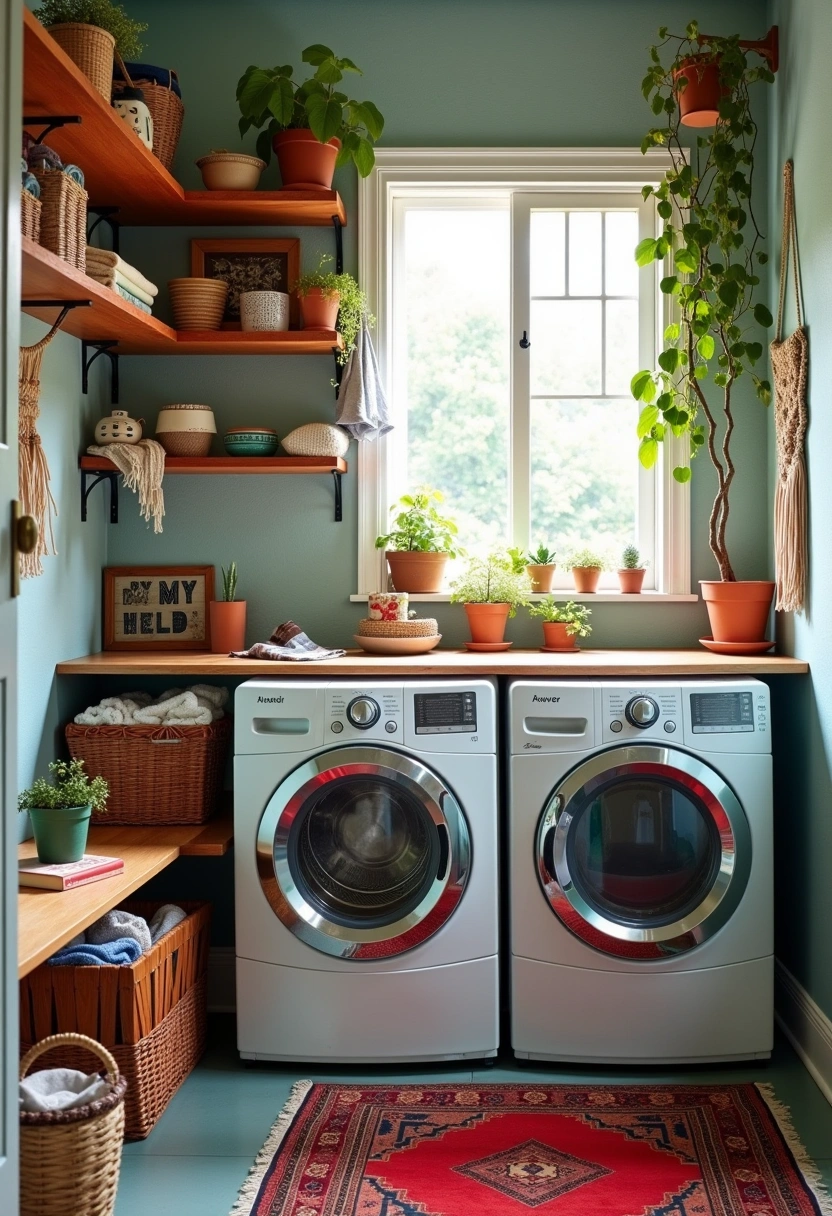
left=464, top=641, right=512, bottom=652
left=699, top=636, right=775, bottom=656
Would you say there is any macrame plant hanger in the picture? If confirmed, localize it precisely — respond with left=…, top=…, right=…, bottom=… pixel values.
left=18, top=315, right=65, bottom=579
left=770, top=160, right=809, bottom=614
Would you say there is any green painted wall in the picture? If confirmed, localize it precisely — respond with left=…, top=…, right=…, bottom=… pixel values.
left=767, top=0, right=832, bottom=1016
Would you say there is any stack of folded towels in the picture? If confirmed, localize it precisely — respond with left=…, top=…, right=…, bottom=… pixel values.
left=74, top=684, right=228, bottom=727
left=84, top=246, right=159, bottom=315
left=48, top=903, right=188, bottom=966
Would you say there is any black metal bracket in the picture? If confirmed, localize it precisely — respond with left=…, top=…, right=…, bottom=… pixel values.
left=81, top=469, right=119, bottom=523
left=332, top=470, right=343, bottom=522
left=332, top=214, right=343, bottom=275
left=87, top=207, right=121, bottom=256
left=22, top=298, right=90, bottom=332
left=23, top=115, right=82, bottom=145
left=82, top=340, right=119, bottom=405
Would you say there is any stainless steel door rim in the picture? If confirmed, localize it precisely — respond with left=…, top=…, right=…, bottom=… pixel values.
left=257, top=746, right=471, bottom=959
left=536, top=744, right=752, bottom=959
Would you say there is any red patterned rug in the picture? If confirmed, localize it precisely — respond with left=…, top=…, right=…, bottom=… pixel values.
left=230, top=1082, right=830, bottom=1216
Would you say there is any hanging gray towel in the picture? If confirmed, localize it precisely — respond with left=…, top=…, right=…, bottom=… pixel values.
left=335, top=319, right=393, bottom=441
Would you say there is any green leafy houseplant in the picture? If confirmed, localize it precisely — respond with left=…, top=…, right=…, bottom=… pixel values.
left=19, top=759, right=109, bottom=864
left=451, top=553, right=531, bottom=646
left=236, top=45, right=384, bottom=174
left=527, top=543, right=557, bottom=566
left=294, top=256, right=372, bottom=364
left=568, top=548, right=607, bottom=570
left=34, top=0, right=147, bottom=57
left=376, top=488, right=462, bottom=594
left=221, top=561, right=239, bottom=602
left=529, top=598, right=593, bottom=636
left=631, top=22, right=775, bottom=586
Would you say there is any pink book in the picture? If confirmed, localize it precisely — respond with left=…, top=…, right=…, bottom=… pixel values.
left=18, top=854, right=124, bottom=891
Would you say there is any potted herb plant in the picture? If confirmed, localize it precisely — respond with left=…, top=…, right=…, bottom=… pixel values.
left=375, top=488, right=463, bottom=594
left=450, top=553, right=531, bottom=647
left=34, top=0, right=147, bottom=100
left=568, top=548, right=607, bottom=594
left=632, top=23, right=776, bottom=643
left=236, top=46, right=384, bottom=190
left=210, top=562, right=246, bottom=653
left=294, top=256, right=371, bottom=363
left=618, top=544, right=648, bottom=594
left=525, top=543, right=557, bottom=593
left=19, top=759, right=109, bottom=864
left=529, top=598, right=592, bottom=652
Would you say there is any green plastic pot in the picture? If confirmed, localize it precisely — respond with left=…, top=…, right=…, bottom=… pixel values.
left=28, top=804, right=92, bottom=864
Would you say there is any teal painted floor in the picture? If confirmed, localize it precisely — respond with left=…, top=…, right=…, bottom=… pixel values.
left=115, top=1016, right=832, bottom=1216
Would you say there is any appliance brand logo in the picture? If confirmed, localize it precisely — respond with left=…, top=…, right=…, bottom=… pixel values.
left=524, top=742, right=542, bottom=749
left=257, top=696, right=284, bottom=704
left=531, top=695, right=560, bottom=703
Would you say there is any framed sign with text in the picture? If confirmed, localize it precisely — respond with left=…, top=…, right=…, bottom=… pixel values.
left=103, top=566, right=214, bottom=651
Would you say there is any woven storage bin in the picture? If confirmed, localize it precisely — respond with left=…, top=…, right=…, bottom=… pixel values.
left=33, top=169, right=87, bottom=270
left=47, top=22, right=115, bottom=100
left=65, top=718, right=231, bottom=825
left=20, top=1033, right=126, bottom=1216
left=358, top=617, right=439, bottom=638
left=282, top=422, right=350, bottom=458
left=113, top=67, right=184, bottom=173
left=21, top=188, right=41, bottom=242
left=20, top=902, right=210, bottom=1141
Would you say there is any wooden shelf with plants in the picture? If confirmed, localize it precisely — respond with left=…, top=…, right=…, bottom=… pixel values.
left=80, top=455, right=347, bottom=476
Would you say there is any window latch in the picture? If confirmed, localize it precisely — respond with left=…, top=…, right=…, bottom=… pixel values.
left=518, top=331, right=530, bottom=349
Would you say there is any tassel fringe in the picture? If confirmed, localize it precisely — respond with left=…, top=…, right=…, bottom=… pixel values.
left=774, top=455, right=807, bottom=613
left=229, top=1079, right=313, bottom=1216
left=756, top=1083, right=832, bottom=1214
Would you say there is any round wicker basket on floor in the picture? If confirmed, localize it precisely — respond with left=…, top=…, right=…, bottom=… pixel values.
left=47, top=23, right=115, bottom=100
left=20, top=1032, right=127, bottom=1216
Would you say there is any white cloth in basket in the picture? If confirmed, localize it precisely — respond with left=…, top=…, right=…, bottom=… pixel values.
left=75, top=684, right=228, bottom=726
left=20, top=1068, right=112, bottom=1113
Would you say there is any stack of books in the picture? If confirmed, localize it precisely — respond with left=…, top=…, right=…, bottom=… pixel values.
left=19, top=854, right=124, bottom=891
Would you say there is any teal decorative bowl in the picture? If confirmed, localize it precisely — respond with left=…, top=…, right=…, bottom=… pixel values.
left=223, top=428, right=279, bottom=457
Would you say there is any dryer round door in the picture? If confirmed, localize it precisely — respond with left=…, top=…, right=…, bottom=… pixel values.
left=535, top=745, right=752, bottom=959
left=257, top=746, right=471, bottom=959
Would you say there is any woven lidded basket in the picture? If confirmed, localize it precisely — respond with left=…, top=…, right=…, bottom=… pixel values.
left=65, top=718, right=231, bottom=825
left=21, top=188, right=41, bottom=242
left=281, top=422, right=350, bottom=458
left=20, top=1033, right=126, bottom=1216
left=113, top=60, right=184, bottom=173
left=47, top=23, right=115, bottom=100
left=358, top=617, right=439, bottom=638
left=32, top=170, right=87, bottom=270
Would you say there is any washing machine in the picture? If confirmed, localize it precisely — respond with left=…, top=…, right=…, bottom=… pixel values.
left=234, top=678, right=499, bottom=1062
left=509, top=679, right=773, bottom=1064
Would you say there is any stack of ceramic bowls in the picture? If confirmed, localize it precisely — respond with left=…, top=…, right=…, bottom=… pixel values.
left=223, top=427, right=279, bottom=456
left=168, top=278, right=228, bottom=330
left=156, top=404, right=217, bottom=456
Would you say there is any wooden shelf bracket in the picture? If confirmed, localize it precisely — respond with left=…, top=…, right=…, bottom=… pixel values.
left=81, top=466, right=118, bottom=523
left=82, top=338, right=119, bottom=403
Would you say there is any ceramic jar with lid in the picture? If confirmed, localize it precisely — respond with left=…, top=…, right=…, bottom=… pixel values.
left=155, top=404, right=217, bottom=457
left=112, top=87, right=154, bottom=150
left=94, top=409, right=144, bottom=445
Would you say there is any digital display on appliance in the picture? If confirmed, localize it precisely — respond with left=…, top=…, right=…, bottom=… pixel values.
left=690, top=691, right=754, bottom=733
left=414, top=691, right=477, bottom=734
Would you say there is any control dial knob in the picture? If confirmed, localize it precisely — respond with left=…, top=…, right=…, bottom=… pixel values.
left=625, top=695, right=659, bottom=729
left=347, top=696, right=381, bottom=729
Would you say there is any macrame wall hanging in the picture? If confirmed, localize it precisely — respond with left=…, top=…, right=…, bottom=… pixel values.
left=770, top=160, right=808, bottom=614
left=18, top=318, right=63, bottom=579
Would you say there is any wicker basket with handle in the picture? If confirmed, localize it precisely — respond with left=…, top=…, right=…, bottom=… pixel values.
left=47, top=23, right=115, bottom=100
left=20, top=1032, right=126, bottom=1216
left=21, top=188, right=41, bottom=242
left=113, top=57, right=184, bottom=173
left=65, top=718, right=231, bottom=825
left=32, top=169, right=87, bottom=270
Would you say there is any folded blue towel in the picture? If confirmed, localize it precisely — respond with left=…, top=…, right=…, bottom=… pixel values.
left=48, top=937, right=142, bottom=966
left=114, top=62, right=182, bottom=98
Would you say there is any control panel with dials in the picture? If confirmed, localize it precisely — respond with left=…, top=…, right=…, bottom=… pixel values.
left=602, top=686, right=682, bottom=743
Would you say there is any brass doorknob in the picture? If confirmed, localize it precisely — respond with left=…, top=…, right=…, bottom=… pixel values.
left=16, top=513, right=38, bottom=555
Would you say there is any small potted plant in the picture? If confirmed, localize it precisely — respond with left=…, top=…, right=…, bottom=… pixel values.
left=529, top=598, right=592, bottom=652
left=34, top=0, right=147, bottom=101
left=18, top=759, right=109, bottom=864
left=618, top=544, right=648, bottom=594
left=375, top=488, right=463, bottom=594
left=450, top=552, right=531, bottom=647
left=236, top=46, right=385, bottom=190
left=525, top=543, right=557, bottom=593
left=210, top=562, right=246, bottom=653
left=568, top=548, right=607, bottom=594
left=294, top=256, right=371, bottom=363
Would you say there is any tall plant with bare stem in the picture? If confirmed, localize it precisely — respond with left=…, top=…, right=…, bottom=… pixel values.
left=631, top=22, right=775, bottom=581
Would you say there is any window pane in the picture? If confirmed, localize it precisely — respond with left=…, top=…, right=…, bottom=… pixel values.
left=530, top=300, right=602, bottom=395
left=530, top=399, right=638, bottom=556
left=605, top=299, right=639, bottom=397
left=568, top=212, right=602, bottom=295
left=605, top=212, right=639, bottom=296
left=402, top=209, right=510, bottom=553
left=530, top=211, right=565, bottom=296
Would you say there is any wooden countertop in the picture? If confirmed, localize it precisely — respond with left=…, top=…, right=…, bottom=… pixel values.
left=18, top=813, right=232, bottom=977
left=55, top=649, right=808, bottom=677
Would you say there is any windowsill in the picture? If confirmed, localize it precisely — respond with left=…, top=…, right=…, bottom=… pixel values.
left=350, top=592, right=699, bottom=604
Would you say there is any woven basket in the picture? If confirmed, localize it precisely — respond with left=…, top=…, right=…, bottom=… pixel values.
left=157, top=431, right=213, bottom=456
left=32, top=170, right=87, bottom=270
left=47, top=23, right=115, bottom=100
left=358, top=617, right=439, bottom=638
left=113, top=62, right=184, bottom=172
left=65, top=718, right=231, bottom=825
left=169, top=277, right=228, bottom=331
left=282, top=422, right=350, bottom=458
left=21, top=188, right=41, bottom=242
left=20, top=1033, right=126, bottom=1216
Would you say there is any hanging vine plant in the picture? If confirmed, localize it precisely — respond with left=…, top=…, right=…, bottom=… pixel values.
left=631, top=22, right=776, bottom=584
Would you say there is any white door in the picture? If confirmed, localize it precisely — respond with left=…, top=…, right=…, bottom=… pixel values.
left=0, top=0, right=21, bottom=1210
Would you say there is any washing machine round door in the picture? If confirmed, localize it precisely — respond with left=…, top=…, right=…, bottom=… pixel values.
left=257, top=746, right=471, bottom=959
left=536, top=745, right=752, bottom=959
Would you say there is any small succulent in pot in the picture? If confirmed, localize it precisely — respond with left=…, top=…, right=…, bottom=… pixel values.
left=221, top=561, right=239, bottom=602
left=525, top=542, right=557, bottom=593
left=450, top=552, right=531, bottom=646
left=529, top=598, right=592, bottom=650
left=619, top=544, right=648, bottom=594
left=19, top=759, right=109, bottom=864
left=211, top=562, right=246, bottom=654
left=375, top=487, right=463, bottom=593
left=567, top=548, right=608, bottom=594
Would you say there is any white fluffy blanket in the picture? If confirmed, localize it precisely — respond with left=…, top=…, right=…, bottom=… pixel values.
left=75, top=684, right=228, bottom=727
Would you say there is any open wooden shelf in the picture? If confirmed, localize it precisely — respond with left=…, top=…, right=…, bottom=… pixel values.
left=81, top=455, right=347, bottom=475
left=23, top=10, right=346, bottom=227
left=18, top=810, right=233, bottom=977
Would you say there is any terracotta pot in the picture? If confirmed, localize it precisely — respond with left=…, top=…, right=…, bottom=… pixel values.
left=700, top=581, right=775, bottom=644
left=210, top=600, right=247, bottom=653
left=527, top=563, right=555, bottom=593
left=464, top=603, right=510, bottom=644
left=272, top=129, right=340, bottom=190
left=385, top=551, right=448, bottom=594
left=299, top=288, right=340, bottom=331
left=542, top=621, right=577, bottom=650
left=572, top=566, right=602, bottom=593
left=618, top=568, right=646, bottom=594
left=674, top=56, right=727, bottom=128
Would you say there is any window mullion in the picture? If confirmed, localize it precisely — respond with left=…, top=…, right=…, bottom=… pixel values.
left=511, top=193, right=531, bottom=553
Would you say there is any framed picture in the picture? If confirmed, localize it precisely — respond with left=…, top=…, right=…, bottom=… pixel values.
left=103, top=566, right=214, bottom=651
left=191, top=238, right=300, bottom=329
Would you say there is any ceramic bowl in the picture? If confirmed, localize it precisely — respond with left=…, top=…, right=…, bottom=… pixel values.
left=156, top=404, right=217, bottom=434
left=224, top=427, right=279, bottom=457
left=239, top=291, right=290, bottom=332
left=195, top=152, right=265, bottom=191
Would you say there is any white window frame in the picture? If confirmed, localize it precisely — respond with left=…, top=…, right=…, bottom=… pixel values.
left=355, top=147, right=692, bottom=601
